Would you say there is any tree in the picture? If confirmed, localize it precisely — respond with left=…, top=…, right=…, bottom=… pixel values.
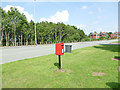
left=94, top=31, right=97, bottom=33
left=0, top=7, right=2, bottom=46
left=8, top=7, right=22, bottom=46
left=1, top=9, right=9, bottom=46
left=0, top=6, right=87, bottom=46
left=29, top=20, right=34, bottom=45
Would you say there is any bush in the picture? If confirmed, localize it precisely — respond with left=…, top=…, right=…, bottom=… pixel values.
left=85, top=38, right=90, bottom=41
left=99, top=37, right=106, bottom=40
left=91, top=38, right=99, bottom=41
left=81, top=38, right=90, bottom=42
left=114, top=37, right=118, bottom=39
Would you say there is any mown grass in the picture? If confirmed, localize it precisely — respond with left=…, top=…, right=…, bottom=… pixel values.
left=2, top=45, right=119, bottom=88
left=112, top=41, right=120, bottom=43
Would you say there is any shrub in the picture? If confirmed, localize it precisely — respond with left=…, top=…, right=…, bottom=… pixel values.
left=91, top=38, right=99, bottom=41
left=99, top=37, right=106, bottom=40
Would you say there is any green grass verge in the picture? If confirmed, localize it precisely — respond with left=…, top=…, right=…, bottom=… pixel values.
left=2, top=45, right=119, bottom=88
left=112, top=41, right=120, bottom=43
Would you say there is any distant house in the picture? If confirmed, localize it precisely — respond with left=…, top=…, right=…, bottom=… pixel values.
left=90, top=32, right=120, bottom=39
left=100, top=32, right=107, bottom=38
left=90, top=32, right=107, bottom=39
left=110, top=32, right=120, bottom=38
left=90, top=33, right=100, bottom=39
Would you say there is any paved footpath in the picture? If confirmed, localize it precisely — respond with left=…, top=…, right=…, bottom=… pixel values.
left=0, top=39, right=117, bottom=64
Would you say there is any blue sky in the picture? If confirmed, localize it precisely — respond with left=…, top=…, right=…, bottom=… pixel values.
left=2, top=2, right=118, bottom=35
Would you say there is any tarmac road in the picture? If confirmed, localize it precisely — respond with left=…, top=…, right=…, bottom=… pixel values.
left=0, top=39, right=117, bottom=64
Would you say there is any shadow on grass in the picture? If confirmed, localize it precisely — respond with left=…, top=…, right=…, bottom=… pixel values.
left=94, top=44, right=120, bottom=52
left=114, top=56, right=120, bottom=59
left=54, top=63, right=59, bottom=68
left=106, top=82, right=120, bottom=89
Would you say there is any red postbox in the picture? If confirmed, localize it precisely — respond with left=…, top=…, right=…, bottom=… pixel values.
left=55, top=43, right=64, bottom=55
left=55, top=43, right=64, bottom=70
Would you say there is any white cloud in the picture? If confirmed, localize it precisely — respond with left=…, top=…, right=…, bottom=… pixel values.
left=76, top=24, right=86, bottom=29
left=98, top=8, right=102, bottom=13
left=3, top=5, right=34, bottom=22
left=40, top=10, right=69, bottom=23
left=88, top=11, right=94, bottom=14
left=81, top=6, right=87, bottom=9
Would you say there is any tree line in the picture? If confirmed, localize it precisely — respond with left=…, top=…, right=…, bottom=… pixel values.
left=0, top=7, right=89, bottom=46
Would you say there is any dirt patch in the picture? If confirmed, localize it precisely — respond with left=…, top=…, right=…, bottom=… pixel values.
left=111, top=58, right=120, bottom=61
left=92, top=72, right=105, bottom=76
left=65, top=69, right=72, bottom=74
left=55, top=69, right=72, bottom=74
left=56, top=69, right=65, bottom=72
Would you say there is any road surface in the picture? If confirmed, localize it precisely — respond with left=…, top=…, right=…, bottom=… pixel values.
left=0, top=39, right=117, bottom=64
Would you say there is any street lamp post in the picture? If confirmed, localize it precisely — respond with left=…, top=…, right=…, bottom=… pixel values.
left=34, top=0, right=37, bottom=45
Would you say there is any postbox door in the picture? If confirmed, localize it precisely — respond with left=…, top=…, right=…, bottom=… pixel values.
left=55, top=43, right=64, bottom=55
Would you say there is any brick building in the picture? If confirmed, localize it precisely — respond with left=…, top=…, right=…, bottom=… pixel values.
left=90, top=33, right=100, bottom=39
left=90, top=32, right=107, bottom=39
left=110, top=32, right=120, bottom=38
left=90, top=32, right=119, bottom=39
left=99, top=32, right=107, bottom=38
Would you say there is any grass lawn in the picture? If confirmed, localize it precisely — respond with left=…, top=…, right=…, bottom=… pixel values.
left=112, top=41, right=120, bottom=43
left=2, top=45, right=119, bottom=88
